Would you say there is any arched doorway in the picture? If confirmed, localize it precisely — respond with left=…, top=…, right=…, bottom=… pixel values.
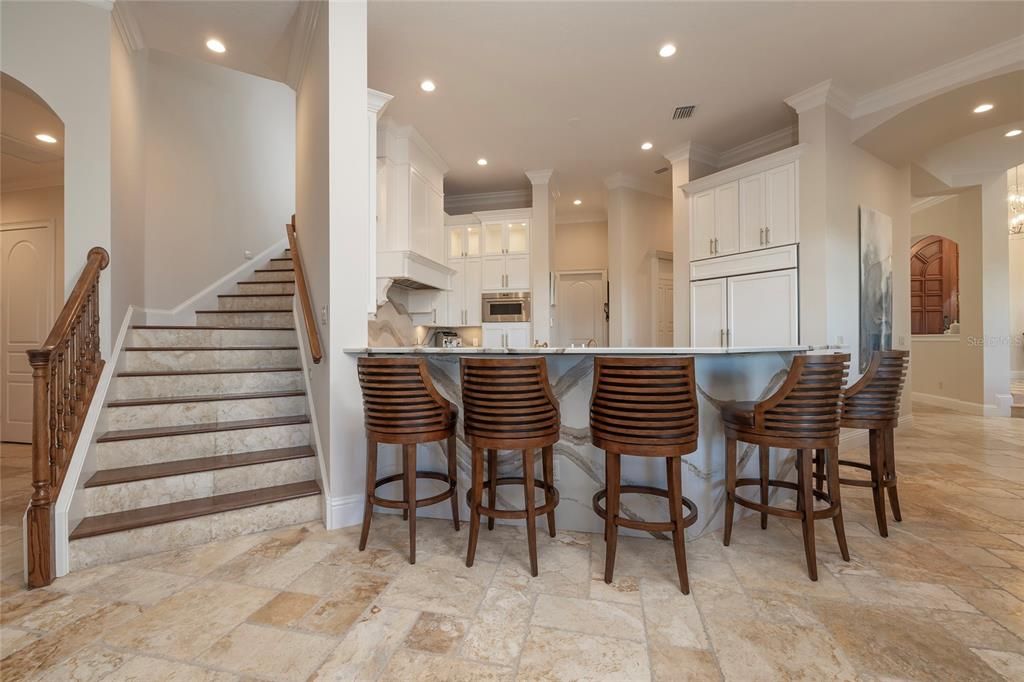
left=1, top=72, right=64, bottom=443
left=910, top=234, right=959, bottom=335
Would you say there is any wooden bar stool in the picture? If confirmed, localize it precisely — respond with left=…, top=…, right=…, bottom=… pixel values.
left=816, top=350, right=909, bottom=537
left=356, top=357, right=460, bottom=564
left=721, top=353, right=851, bottom=581
left=590, top=356, right=699, bottom=594
left=461, top=357, right=560, bottom=577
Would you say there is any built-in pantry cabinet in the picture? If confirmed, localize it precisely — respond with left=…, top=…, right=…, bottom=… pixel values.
left=481, top=218, right=530, bottom=292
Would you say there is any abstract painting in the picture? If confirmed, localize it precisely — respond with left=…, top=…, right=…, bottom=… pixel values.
left=859, top=206, right=893, bottom=372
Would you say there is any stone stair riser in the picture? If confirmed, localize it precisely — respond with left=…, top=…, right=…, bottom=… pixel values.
left=236, top=282, right=295, bottom=295
left=85, top=457, right=318, bottom=515
left=123, top=348, right=300, bottom=372
left=251, top=270, right=296, bottom=282
left=106, top=396, right=308, bottom=430
left=264, top=260, right=294, bottom=270
left=218, top=296, right=296, bottom=311
left=111, top=371, right=303, bottom=400
left=69, top=495, right=321, bottom=571
left=96, top=423, right=310, bottom=469
left=196, top=311, right=294, bottom=327
left=129, top=328, right=297, bottom=348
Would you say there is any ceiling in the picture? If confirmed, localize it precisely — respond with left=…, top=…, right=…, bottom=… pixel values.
left=121, top=1, right=300, bottom=83
left=368, top=1, right=1023, bottom=215
left=1, top=74, right=64, bottom=191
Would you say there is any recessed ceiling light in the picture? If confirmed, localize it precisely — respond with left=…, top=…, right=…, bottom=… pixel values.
left=659, top=43, right=676, bottom=58
left=573, top=199, right=582, bottom=206
left=477, top=158, right=487, bottom=166
left=641, top=142, right=653, bottom=151
left=35, top=133, right=58, bottom=144
left=973, top=103, right=994, bottom=114
left=206, top=38, right=226, bottom=53
left=420, top=80, right=436, bottom=92
left=1006, top=129, right=1022, bottom=137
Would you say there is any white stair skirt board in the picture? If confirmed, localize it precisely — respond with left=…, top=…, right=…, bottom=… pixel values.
left=52, top=305, right=137, bottom=578
left=328, top=494, right=366, bottom=529
left=292, top=302, right=333, bottom=527
left=140, top=238, right=288, bottom=325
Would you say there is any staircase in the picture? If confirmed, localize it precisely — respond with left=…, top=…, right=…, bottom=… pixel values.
left=1012, top=378, right=1024, bottom=419
left=68, top=249, right=322, bottom=570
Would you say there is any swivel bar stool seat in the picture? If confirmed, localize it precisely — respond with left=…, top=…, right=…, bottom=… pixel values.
left=819, top=350, right=909, bottom=537
left=720, top=353, right=851, bottom=581
left=590, top=356, right=700, bottom=594
left=461, top=357, right=560, bottom=577
left=357, top=356, right=460, bottom=564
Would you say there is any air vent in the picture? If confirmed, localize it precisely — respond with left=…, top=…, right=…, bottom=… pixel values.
left=672, top=105, right=697, bottom=120
left=654, top=167, right=670, bottom=175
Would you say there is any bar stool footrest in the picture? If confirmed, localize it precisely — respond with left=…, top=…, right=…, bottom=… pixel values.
left=733, top=478, right=839, bottom=521
left=466, top=476, right=559, bottom=520
left=372, top=471, right=457, bottom=510
left=593, top=485, right=698, bottom=533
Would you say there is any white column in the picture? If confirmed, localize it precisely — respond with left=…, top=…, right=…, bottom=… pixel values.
left=980, top=172, right=1012, bottom=414
left=526, top=169, right=555, bottom=345
left=366, top=89, right=393, bottom=316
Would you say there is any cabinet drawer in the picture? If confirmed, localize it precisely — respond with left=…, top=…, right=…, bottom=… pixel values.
left=690, top=244, right=797, bottom=281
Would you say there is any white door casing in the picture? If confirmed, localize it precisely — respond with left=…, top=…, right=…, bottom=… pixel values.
left=2, top=221, right=55, bottom=443
left=556, top=271, right=607, bottom=347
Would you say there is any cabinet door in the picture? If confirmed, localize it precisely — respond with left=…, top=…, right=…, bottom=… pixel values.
left=482, top=325, right=505, bottom=348
left=714, top=182, right=739, bottom=256
left=691, top=190, right=716, bottom=260
left=446, top=260, right=466, bottom=326
left=506, top=323, right=531, bottom=348
left=483, top=223, right=504, bottom=255
left=465, top=224, right=482, bottom=258
left=765, top=163, right=796, bottom=246
left=448, top=226, right=466, bottom=259
left=427, top=188, right=444, bottom=263
left=690, top=278, right=728, bottom=347
left=464, top=258, right=483, bottom=326
left=506, top=221, right=529, bottom=254
left=738, top=173, right=766, bottom=252
left=409, top=172, right=431, bottom=257
left=727, top=269, right=798, bottom=348
left=505, top=254, right=530, bottom=290
left=481, top=255, right=506, bottom=291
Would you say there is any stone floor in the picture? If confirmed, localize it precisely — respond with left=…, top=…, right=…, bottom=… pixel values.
left=1, top=403, right=1023, bottom=681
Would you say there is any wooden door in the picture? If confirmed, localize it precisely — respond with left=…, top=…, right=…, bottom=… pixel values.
left=714, top=182, right=740, bottom=256
left=690, top=278, right=728, bottom=347
left=765, top=162, right=797, bottom=246
left=739, top=173, right=766, bottom=252
left=2, top=222, right=55, bottom=442
left=728, top=269, right=798, bottom=347
left=556, top=271, right=607, bottom=347
left=691, top=190, right=716, bottom=259
left=911, top=235, right=959, bottom=334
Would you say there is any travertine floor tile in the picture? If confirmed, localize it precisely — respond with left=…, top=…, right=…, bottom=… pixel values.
left=198, top=622, right=336, bottom=681
left=517, top=625, right=651, bottom=681
left=404, top=612, right=469, bottom=654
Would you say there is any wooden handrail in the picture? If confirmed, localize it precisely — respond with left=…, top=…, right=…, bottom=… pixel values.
left=287, top=216, right=323, bottom=364
left=26, top=246, right=109, bottom=588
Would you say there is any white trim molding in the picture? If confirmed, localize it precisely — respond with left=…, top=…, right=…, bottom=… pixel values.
left=604, top=171, right=672, bottom=199
left=717, top=126, right=798, bottom=170
left=525, top=169, right=555, bottom=186
left=784, top=79, right=855, bottom=117
left=285, top=0, right=321, bottom=91
left=444, top=190, right=532, bottom=214
left=911, top=194, right=957, bottom=213
left=556, top=212, right=607, bottom=225
left=111, top=0, right=144, bottom=51
left=663, top=141, right=719, bottom=168
left=681, top=144, right=807, bottom=195
left=327, top=494, right=365, bottom=529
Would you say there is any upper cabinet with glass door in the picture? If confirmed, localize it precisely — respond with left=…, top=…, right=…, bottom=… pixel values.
left=482, top=221, right=529, bottom=256
left=448, top=224, right=481, bottom=259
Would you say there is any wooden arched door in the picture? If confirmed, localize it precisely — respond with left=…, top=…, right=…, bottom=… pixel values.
left=911, top=235, right=959, bottom=335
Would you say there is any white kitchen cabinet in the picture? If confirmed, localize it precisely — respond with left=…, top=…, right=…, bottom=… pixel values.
left=714, top=182, right=740, bottom=256
left=691, top=279, right=728, bottom=347
left=448, top=224, right=482, bottom=260
left=691, top=190, right=716, bottom=260
left=506, top=254, right=530, bottom=290
left=739, top=173, right=766, bottom=252
left=444, top=255, right=483, bottom=327
left=464, top=259, right=483, bottom=326
left=481, top=255, right=506, bottom=291
left=727, top=269, right=798, bottom=347
left=483, top=322, right=532, bottom=348
left=764, top=163, right=797, bottom=247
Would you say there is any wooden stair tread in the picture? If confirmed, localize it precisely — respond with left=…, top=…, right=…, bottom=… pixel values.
left=117, top=367, right=302, bottom=377
left=217, top=294, right=294, bottom=298
left=255, top=268, right=294, bottom=273
left=97, top=414, right=310, bottom=442
left=133, top=325, right=296, bottom=331
left=238, top=280, right=294, bottom=285
left=85, top=446, right=315, bottom=487
left=269, top=258, right=292, bottom=262
left=124, top=346, right=298, bottom=352
left=70, top=480, right=320, bottom=540
left=108, top=389, right=305, bottom=408
left=196, top=309, right=294, bottom=314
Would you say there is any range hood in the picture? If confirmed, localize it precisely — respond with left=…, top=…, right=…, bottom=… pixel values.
left=375, top=250, right=454, bottom=307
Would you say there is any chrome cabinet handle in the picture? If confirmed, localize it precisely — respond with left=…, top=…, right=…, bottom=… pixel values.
left=720, top=329, right=725, bottom=346
left=709, top=238, right=714, bottom=255
left=714, top=237, right=719, bottom=254
left=760, top=228, right=764, bottom=245
left=765, top=227, right=771, bottom=244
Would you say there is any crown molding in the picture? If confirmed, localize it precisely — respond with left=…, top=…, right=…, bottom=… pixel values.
left=444, top=189, right=531, bottom=214
left=285, top=0, right=321, bottom=92
left=717, top=126, right=798, bottom=170
left=111, top=1, right=143, bottom=51
left=604, top=171, right=672, bottom=199
left=662, top=141, right=719, bottom=168
left=525, top=169, right=554, bottom=185
left=682, top=143, right=807, bottom=195
left=911, top=194, right=957, bottom=213
left=380, top=122, right=449, bottom=176
left=368, top=89, right=393, bottom=116
left=853, top=35, right=1024, bottom=119
left=785, top=79, right=854, bottom=118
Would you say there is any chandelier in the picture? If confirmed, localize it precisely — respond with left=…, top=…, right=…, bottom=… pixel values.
left=1010, top=165, right=1024, bottom=235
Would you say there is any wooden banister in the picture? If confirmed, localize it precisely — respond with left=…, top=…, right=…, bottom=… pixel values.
left=287, top=216, right=323, bottom=364
left=26, top=246, right=109, bottom=588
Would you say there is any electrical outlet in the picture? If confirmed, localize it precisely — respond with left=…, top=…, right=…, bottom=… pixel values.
left=244, top=250, right=253, bottom=260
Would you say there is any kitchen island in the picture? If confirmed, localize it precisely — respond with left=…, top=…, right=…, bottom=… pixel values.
left=343, top=345, right=841, bottom=538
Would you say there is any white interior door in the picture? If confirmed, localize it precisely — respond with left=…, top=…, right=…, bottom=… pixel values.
left=690, top=278, right=727, bottom=347
left=728, top=269, right=799, bottom=347
left=556, top=271, right=607, bottom=347
left=2, top=222, right=55, bottom=443
left=655, top=273, right=674, bottom=347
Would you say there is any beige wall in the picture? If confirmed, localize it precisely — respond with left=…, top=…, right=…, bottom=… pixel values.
left=1, top=186, right=65, bottom=311
left=554, top=220, right=608, bottom=271
left=909, top=192, right=985, bottom=406
left=1011, top=233, right=1024, bottom=376
left=141, top=49, right=295, bottom=310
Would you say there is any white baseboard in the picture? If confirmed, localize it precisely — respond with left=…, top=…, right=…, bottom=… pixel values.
left=139, top=239, right=288, bottom=325
left=839, top=414, right=914, bottom=449
left=327, top=494, right=364, bottom=529
left=912, top=392, right=987, bottom=416
left=991, top=394, right=1012, bottom=418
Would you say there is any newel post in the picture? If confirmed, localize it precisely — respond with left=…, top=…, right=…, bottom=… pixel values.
left=26, top=349, right=54, bottom=588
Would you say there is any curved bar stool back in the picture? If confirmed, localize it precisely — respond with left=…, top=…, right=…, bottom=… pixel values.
left=829, top=350, right=910, bottom=537
left=590, top=356, right=699, bottom=593
left=461, top=357, right=560, bottom=577
left=721, top=352, right=851, bottom=581
left=357, top=357, right=460, bottom=563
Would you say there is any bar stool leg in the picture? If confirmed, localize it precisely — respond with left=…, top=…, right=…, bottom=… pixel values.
left=796, top=449, right=806, bottom=514
left=487, top=449, right=497, bottom=531
left=884, top=428, right=902, bottom=522
left=604, top=451, right=621, bottom=584
left=826, top=446, right=850, bottom=561
left=466, top=447, right=483, bottom=567
left=404, top=444, right=417, bottom=564
left=868, top=429, right=888, bottom=537
left=723, top=437, right=737, bottom=546
left=542, top=445, right=556, bottom=537
left=523, top=449, right=539, bottom=577
left=814, top=448, right=825, bottom=495
left=401, top=448, right=409, bottom=522
left=447, top=435, right=461, bottom=532
left=666, top=455, right=690, bottom=594
left=798, top=449, right=818, bottom=581
left=758, top=445, right=769, bottom=530
left=359, top=437, right=377, bottom=551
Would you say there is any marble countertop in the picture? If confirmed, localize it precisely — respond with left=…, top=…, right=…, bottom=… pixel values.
left=343, top=345, right=838, bottom=355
